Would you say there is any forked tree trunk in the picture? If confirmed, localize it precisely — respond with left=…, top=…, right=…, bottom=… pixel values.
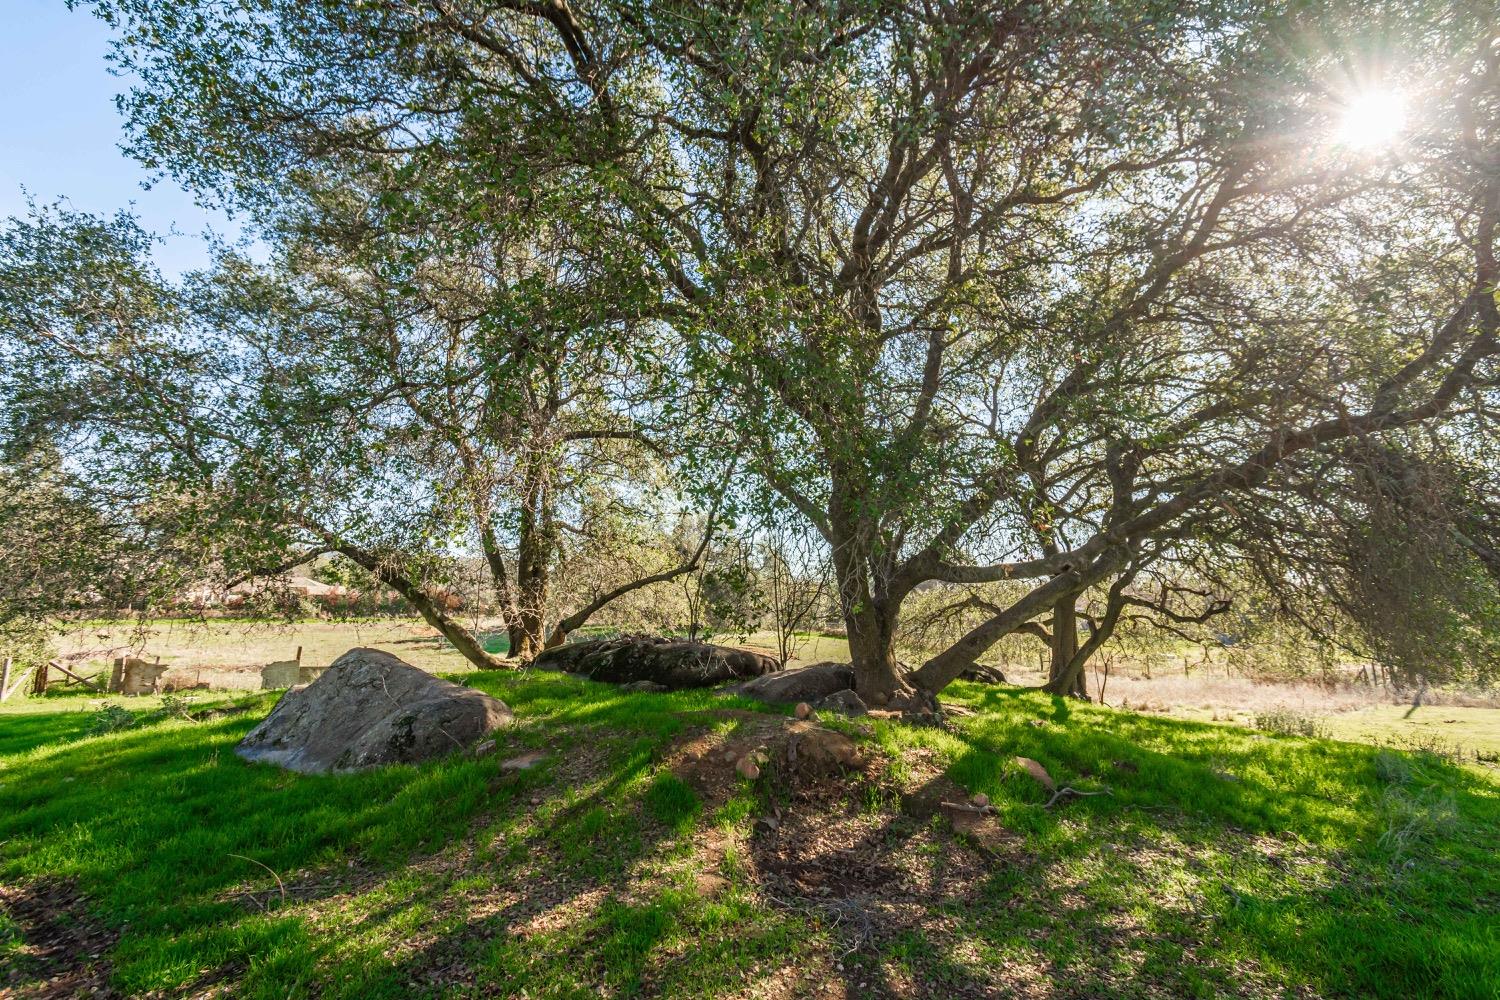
left=509, top=610, right=546, bottom=661
left=844, top=604, right=908, bottom=706
left=493, top=453, right=557, bottom=661
left=826, top=503, right=913, bottom=706
left=1042, top=593, right=1088, bottom=698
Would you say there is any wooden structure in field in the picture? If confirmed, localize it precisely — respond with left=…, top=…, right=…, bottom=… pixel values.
left=260, top=646, right=324, bottom=689
left=111, top=656, right=171, bottom=694
left=0, top=645, right=317, bottom=699
left=0, top=657, right=107, bottom=701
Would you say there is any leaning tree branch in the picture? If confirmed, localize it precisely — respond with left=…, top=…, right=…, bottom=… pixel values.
left=220, top=547, right=332, bottom=591
left=541, top=466, right=734, bottom=650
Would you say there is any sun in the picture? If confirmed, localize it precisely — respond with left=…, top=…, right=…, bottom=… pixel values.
left=1334, top=89, right=1408, bottom=150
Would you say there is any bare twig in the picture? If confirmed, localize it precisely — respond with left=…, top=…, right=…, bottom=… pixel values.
left=1042, top=786, right=1113, bottom=809
left=229, top=854, right=287, bottom=906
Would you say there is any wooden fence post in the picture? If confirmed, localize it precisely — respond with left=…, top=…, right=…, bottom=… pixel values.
left=1, top=658, right=10, bottom=700
left=31, top=661, right=48, bottom=696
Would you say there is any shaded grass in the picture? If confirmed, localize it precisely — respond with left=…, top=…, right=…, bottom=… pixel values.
left=1, top=673, right=1496, bottom=998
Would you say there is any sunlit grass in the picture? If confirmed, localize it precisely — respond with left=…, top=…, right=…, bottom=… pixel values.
left=2, top=672, right=1496, bottom=997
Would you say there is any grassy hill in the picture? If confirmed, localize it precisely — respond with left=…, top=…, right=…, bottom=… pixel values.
left=2, top=674, right=1496, bottom=999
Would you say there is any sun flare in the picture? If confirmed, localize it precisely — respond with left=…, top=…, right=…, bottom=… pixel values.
left=1335, top=89, right=1408, bottom=150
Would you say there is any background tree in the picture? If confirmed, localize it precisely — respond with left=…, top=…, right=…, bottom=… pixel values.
left=254, top=155, right=713, bottom=659
left=0, top=203, right=521, bottom=666
left=757, top=517, right=832, bottom=667
left=606, top=0, right=1500, bottom=704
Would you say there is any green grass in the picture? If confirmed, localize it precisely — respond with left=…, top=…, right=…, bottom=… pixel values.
left=2, top=674, right=1497, bottom=998
left=1322, top=704, right=1500, bottom=762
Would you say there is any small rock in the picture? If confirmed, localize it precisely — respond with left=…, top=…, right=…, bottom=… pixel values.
left=784, top=721, right=861, bottom=776
left=1015, top=756, right=1056, bottom=791
left=735, top=755, right=762, bottom=780
left=755, top=815, right=780, bottom=831
left=621, top=679, right=668, bottom=694
left=794, top=701, right=813, bottom=719
left=815, top=689, right=869, bottom=716
left=694, top=872, right=728, bottom=897
left=471, top=739, right=497, bottom=758
left=500, top=751, right=548, bottom=772
left=970, top=792, right=990, bottom=808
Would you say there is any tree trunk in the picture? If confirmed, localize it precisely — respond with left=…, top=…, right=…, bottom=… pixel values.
left=1041, top=593, right=1088, bottom=697
left=910, top=568, right=1089, bottom=694
left=477, top=517, right=522, bottom=646
left=844, top=603, right=908, bottom=705
left=510, top=539, right=549, bottom=661
left=825, top=498, right=910, bottom=705
left=509, top=605, right=547, bottom=661
left=1048, top=593, right=1085, bottom=696
left=507, top=453, right=557, bottom=660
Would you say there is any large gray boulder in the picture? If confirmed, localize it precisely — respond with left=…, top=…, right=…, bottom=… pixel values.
left=533, top=635, right=780, bottom=689
left=236, top=648, right=512, bottom=773
left=730, top=662, right=856, bottom=704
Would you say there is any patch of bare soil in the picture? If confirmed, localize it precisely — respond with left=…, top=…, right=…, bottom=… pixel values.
left=667, top=711, right=873, bottom=811
left=662, top=717, right=1006, bottom=980
left=0, top=880, right=118, bottom=999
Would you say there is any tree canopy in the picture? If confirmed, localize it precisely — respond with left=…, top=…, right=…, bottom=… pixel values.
left=5, top=0, right=1498, bottom=702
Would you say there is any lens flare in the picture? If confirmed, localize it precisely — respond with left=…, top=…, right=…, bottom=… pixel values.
left=1335, top=89, right=1407, bottom=150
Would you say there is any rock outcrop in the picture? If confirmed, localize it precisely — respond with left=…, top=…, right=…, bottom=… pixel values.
left=533, top=635, right=780, bottom=689
left=728, top=662, right=856, bottom=704
left=236, top=648, right=512, bottom=773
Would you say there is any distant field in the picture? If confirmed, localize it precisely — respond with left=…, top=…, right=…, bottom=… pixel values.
left=49, top=618, right=489, bottom=689
left=1322, top=704, right=1500, bottom=760
left=30, top=619, right=1500, bottom=764
left=733, top=630, right=852, bottom=667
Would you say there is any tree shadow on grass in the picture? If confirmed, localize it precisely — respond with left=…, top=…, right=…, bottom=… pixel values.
left=282, top=712, right=815, bottom=998
left=0, top=675, right=701, bottom=994
left=0, top=708, right=106, bottom=756
left=4, top=674, right=1497, bottom=998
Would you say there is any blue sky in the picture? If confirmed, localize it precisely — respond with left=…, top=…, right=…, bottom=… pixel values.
left=1, top=0, right=239, bottom=275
